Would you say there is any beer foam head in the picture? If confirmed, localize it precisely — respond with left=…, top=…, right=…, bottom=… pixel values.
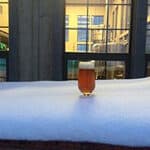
left=79, top=61, right=95, bottom=69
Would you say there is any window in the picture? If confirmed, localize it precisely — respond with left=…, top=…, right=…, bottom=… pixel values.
left=92, top=16, right=104, bottom=25
left=78, top=15, right=89, bottom=27
left=78, top=29, right=87, bottom=42
left=77, top=44, right=86, bottom=52
left=65, top=0, right=131, bottom=80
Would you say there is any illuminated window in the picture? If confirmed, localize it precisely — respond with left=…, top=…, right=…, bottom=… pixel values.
left=65, top=0, right=131, bottom=80
left=77, top=44, right=86, bottom=52
left=92, top=16, right=104, bottom=25
left=78, top=29, right=87, bottom=42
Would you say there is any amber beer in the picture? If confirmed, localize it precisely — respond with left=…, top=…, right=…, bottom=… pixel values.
left=78, top=61, right=95, bottom=96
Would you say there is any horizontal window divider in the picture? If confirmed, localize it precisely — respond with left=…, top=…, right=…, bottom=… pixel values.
left=64, top=52, right=129, bottom=61
left=0, top=26, right=9, bottom=28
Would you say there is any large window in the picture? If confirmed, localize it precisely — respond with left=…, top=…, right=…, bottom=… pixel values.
left=0, top=0, right=8, bottom=81
left=65, top=0, right=131, bottom=80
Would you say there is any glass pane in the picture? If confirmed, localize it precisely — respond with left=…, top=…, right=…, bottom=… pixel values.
left=67, top=60, right=78, bottom=79
left=67, top=60, right=125, bottom=80
left=146, top=30, right=150, bottom=53
left=0, top=58, right=6, bottom=81
left=66, top=0, right=87, bottom=29
left=89, top=29, right=106, bottom=52
left=65, top=29, right=78, bottom=52
left=0, top=3, right=8, bottom=27
left=108, top=5, right=131, bottom=29
left=88, top=5, right=107, bottom=29
left=0, top=28, right=9, bottom=50
left=107, top=30, right=129, bottom=53
left=106, top=61, right=125, bottom=79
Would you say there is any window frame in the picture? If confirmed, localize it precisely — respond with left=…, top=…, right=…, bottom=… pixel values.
left=64, top=0, right=132, bottom=80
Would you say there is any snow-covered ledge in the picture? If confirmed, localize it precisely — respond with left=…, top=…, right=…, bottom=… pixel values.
left=0, top=78, right=150, bottom=147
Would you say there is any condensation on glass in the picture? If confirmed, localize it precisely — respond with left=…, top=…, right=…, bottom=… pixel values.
left=67, top=60, right=125, bottom=80
left=0, top=0, right=9, bottom=51
left=65, top=0, right=131, bottom=53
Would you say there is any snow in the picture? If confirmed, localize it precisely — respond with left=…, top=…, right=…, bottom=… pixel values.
left=0, top=78, right=150, bottom=146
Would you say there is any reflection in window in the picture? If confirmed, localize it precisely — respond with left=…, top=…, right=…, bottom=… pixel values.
left=78, top=29, right=87, bottom=42
left=78, top=16, right=89, bottom=27
left=77, top=44, right=86, bottom=52
left=65, top=0, right=131, bottom=53
left=67, top=60, right=125, bottom=80
left=92, top=16, right=104, bottom=25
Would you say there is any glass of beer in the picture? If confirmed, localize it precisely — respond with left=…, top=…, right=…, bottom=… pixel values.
left=78, top=61, right=96, bottom=96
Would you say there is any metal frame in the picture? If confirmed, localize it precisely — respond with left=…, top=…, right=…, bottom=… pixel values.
left=129, top=0, right=147, bottom=78
left=64, top=0, right=132, bottom=80
left=0, top=1, right=9, bottom=81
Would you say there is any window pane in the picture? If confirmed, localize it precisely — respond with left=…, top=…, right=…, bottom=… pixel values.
left=0, top=58, right=6, bottom=81
left=78, top=29, right=87, bottom=42
left=0, top=3, right=8, bottom=27
left=92, top=16, right=104, bottom=25
left=65, top=0, right=131, bottom=54
left=88, top=5, right=106, bottom=29
left=65, top=29, right=77, bottom=52
left=107, top=30, right=129, bottom=53
left=108, top=5, right=131, bottom=29
left=77, top=44, right=87, bottom=52
left=89, top=29, right=106, bottom=53
left=66, top=0, right=87, bottom=28
left=67, top=60, right=125, bottom=80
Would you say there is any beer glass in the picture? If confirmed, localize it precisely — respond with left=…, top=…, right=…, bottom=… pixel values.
left=78, top=61, right=96, bottom=96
